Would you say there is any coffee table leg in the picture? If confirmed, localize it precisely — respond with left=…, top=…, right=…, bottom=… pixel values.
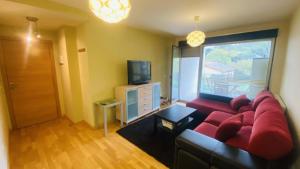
left=153, top=116, right=157, bottom=134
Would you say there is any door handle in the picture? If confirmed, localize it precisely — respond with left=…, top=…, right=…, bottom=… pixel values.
left=9, top=82, right=16, bottom=90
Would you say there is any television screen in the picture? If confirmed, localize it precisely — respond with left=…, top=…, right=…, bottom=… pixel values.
left=127, top=60, right=151, bottom=85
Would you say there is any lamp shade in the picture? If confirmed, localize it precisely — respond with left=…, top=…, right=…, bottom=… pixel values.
left=89, top=0, right=131, bottom=23
left=186, top=30, right=206, bottom=47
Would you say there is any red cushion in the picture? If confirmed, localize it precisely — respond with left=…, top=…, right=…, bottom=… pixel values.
left=254, top=98, right=283, bottom=121
left=238, top=104, right=253, bottom=113
left=194, top=122, right=218, bottom=138
left=242, top=111, right=255, bottom=126
left=252, top=90, right=274, bottom=110
left=248, top=110, right=293, bottom=160
left=204, top=111, right=233, bottom=126
left=215, top=114, right=244, bottom=142
left=187, top=98, right=237, bottom=115
left=230, top=95, right=250, bottom=110
left=226, top=126, right=252, bottom=151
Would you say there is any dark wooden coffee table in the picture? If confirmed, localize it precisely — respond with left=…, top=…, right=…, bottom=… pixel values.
left=153, top=105, right=197, bottom=135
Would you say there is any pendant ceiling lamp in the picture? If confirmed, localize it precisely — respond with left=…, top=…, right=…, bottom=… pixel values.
left=89, top=0, right=131, bottom=23
left=26, top=16, right=41, bottom=42
left=186, top=16, right=206, bottom=47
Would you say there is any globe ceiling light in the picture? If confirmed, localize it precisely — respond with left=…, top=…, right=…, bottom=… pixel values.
left=186, top=16, right=206, bottom=47
left=89, top=0, right=131, bottom=23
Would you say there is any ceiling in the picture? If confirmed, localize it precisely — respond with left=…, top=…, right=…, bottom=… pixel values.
left=0, top=1, right=86, bottom=30
left=1, top=0, right=300, bottom=36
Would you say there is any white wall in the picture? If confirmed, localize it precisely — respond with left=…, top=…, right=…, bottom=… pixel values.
left=280, top=6, right=300, bottom=168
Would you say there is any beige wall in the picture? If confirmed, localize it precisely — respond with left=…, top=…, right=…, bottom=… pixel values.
left=57, top=27, right=84, bottom=122
left=0, top=70, right=10, bottom=169
left=176, top=20, right=290, bottom=94
left=77, top=18, right=174, bottom=127
left=76, top=25, right=93, bottom=127
left=280, top=6, right=300, bottom=169
left=57, top=28, right=72, bottom=118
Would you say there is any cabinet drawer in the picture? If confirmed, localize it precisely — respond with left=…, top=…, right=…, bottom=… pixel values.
left=139, top=89, right=152, bottom=97
left=142, top=96, right=152, bottom=102
left=140, top=109, right=152, bottom=116
left=143, top=106, right=152, bottom=111
left=144, top=85, right=153, bottom=90
left=142, top=89, right=152, bottom=96
left=143, top=102, right=152, bottom=107
left=143, top=109, right=152, bottom=114
left=139, top=105, right=152, bottom=115
left=139, top=93, right=152, bottom=100
left=143, top=101, right=152, bottom=107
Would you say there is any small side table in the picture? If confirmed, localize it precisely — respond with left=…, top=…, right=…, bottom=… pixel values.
left=95, top=99, right=123, bottom=136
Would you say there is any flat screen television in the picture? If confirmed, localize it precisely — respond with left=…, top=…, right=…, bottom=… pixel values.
left=127, top=60, right=151, bottom=85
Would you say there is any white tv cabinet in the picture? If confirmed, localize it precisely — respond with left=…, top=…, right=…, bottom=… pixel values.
left=115, top=82, right=160, bottom=124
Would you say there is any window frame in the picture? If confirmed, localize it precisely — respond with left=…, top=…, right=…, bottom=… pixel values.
left=198, top=38, right=276, bottom=100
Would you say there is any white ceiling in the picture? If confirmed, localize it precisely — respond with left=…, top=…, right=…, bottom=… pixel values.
left=0, top=1, right=86, bottom=30
left=1, top=0, right=300, bottom=36
left=50, top=0, right=300, bottom=36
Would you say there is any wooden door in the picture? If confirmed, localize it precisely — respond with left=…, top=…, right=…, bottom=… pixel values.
left=0, top=39, right=60, bottom=128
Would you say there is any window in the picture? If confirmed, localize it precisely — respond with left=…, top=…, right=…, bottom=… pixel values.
left=176, top=29, right=278, bottom=101
left=179, top=57, right=200, bottom=101
left=200, top=40, right=274, bottom=99
left=171, top=46, right=201, bottom=102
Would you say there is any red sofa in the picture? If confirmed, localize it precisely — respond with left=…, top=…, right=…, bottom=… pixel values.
left=187, top=91, right=293, bottom=160
left=187, top=97, right=237, bottom=115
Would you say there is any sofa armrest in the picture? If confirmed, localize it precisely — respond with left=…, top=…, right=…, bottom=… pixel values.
left=211, top=141, right=267, bottom=169
left=175, top=129, right=220, bottom=163
left=175, top=129, right=268, bottom=169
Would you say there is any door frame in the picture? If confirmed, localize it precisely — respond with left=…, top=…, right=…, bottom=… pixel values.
left=0, top=36, right=62, bottom=129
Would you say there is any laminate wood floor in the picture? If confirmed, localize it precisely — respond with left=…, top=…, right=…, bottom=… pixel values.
left=10, top=118, right=168, bottom=169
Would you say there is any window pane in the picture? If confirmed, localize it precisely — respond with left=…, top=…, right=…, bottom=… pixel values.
left=200, top=40, right=273, bottom=99
left=171, top=46, right=181, bottom=102
left=171, top=57, right=180, bottom=101
left=179, top=57, right=200, bottom=101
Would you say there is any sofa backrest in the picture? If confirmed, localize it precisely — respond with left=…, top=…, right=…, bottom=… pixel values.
left=254, top=97, right=283, bottom=121
left=251, top=90, right=274, bottom=110
left=248, top=97, right=293, bottom=160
